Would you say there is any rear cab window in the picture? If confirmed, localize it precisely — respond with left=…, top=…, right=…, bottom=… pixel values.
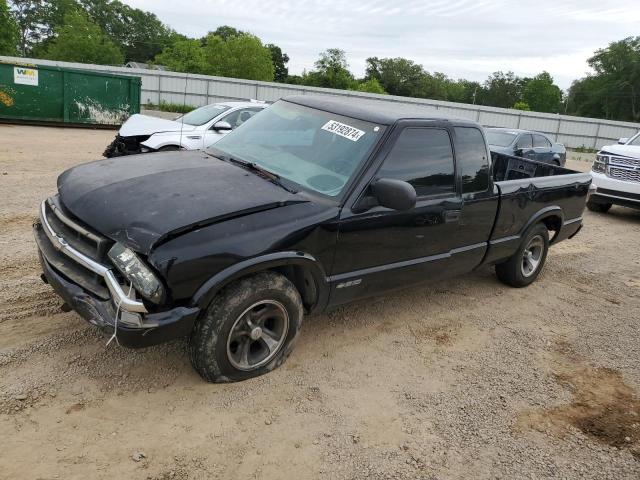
left=453, top=127, right=490, bottom=194
left=378, top=128, right=456, bottom=197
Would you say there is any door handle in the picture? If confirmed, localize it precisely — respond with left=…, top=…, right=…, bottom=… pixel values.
left=444, top=210, right=461, bottom=223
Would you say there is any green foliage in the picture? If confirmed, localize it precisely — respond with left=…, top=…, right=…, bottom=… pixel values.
left=354, top=78, right=386, bottom=94
left=573, top=145, right=597, bottom=154
left=9, top=0, right=174, bottom=60
left=480, top=71, right=525, bottom=109
left=209, top=25, right=245, bottom=41
left=155, top=39, right=208, bottom=74
left=203, top=33, right=274, bottom=81
left=302, top=48, right=355, bottom=89
left=0, top=0, right=19, bottom=55
left=42, top=9, right=123, bottom=64
left=266, top=43, right=289, bottom=82
left=365, top=57, right=425, bottom=97
left=522, top=72, right=562, bottom=113
left=567, top=37, right=640, bottom=122
left=513, top=101, right=531, bottom=111
left=144, top=101, right=195, bottom=114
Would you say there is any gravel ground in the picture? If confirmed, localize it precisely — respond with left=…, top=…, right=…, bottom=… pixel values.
left=0, top=124, right=639, bottom=479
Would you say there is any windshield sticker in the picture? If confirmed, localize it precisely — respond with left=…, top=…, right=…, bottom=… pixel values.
left=322, top=120, right=366, bottom=142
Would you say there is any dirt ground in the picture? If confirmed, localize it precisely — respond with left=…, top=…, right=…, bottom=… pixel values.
left=1, top=124, right=639, bottom=480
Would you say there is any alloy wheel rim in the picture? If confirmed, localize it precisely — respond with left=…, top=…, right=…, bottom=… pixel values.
left=521, top=235, right=544, bottom=278
left=226, top=300, right=289, bottom=371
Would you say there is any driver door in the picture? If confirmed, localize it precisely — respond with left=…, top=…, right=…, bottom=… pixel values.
left=330, top=124, right=464, bottom=305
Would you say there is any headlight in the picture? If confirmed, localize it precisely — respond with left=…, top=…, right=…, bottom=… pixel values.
left=592, top=154, right=608, bottom=173
left=108, top=243, right=164, bottom=304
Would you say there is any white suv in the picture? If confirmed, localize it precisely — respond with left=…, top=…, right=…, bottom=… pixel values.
left=588, top=132, right=640, bottom=212
left=104, top=101, right=267, bottom=158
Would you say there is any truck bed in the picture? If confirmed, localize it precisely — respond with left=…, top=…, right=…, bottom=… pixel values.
left=482, top=152, right=593, bottom=266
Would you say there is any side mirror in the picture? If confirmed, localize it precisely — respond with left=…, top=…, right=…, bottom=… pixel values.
left=371, top=178, right=416, bottom=211
left=618, top=137, right=629, bottom=145
left=212, top=121, right=232, bottom=131
left=514, top=148, right=524, bottom=157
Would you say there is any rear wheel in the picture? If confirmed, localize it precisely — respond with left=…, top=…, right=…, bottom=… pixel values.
left=189, top=272, right=303, bottom=383
left=586, top=199, right=612, bottom=213
left=496, top=223, right=549, bottom=288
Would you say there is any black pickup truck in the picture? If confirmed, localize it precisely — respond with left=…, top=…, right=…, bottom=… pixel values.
left=34, top=96, right=591, bottom=382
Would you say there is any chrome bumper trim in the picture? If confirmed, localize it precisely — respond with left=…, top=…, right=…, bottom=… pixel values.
left=39, top=200, right=148, bottom=313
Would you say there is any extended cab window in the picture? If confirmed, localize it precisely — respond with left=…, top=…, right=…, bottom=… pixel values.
left=378, top=128, right=455, bottom=197
left=454, top=127, right=490, bottom=194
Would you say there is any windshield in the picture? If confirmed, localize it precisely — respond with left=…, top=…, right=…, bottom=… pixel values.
left=486, top=130, right=517, bottom=147
left=629, top=133, right=640, bottom=146
left=207, top=101, right=385, bottom=197
left=180, top=104, right=231, bottom=126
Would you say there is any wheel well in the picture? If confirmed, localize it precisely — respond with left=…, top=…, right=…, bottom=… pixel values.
left=541, top=215, right=562, bottom=242
left=270, top=265, right=318, bottom=312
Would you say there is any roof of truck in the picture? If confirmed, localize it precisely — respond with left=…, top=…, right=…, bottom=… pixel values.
left=283, top=95, right=475, bottom=126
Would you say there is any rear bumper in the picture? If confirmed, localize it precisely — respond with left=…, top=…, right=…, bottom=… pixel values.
left=37, top=236, right=200, bottom=348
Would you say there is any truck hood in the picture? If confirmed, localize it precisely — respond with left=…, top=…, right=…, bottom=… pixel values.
left=118, top=114, right=197, bottom=137
left=57, top=151, right=305, bottom=254
left=599, top=144, right=640, bottom=158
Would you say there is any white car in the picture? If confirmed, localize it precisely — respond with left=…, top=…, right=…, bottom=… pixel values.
left=588, top=132, right=640, bottom=212
left=104, top=101, right=267, bottom=157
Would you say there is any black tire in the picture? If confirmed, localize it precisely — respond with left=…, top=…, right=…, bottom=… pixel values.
left=189, top=271, right=303, bottom=383
left=495, top=223, right=550, bottom=288
left=158, top=145, right=180, bottom=152
left=586, top=199, right=612, bottom=213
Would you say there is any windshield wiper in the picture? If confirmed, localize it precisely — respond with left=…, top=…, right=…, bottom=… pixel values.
left=211, top=153, right=298, bottom=194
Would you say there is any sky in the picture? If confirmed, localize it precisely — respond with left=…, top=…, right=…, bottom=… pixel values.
left=125, top=0, right=640, bottom=90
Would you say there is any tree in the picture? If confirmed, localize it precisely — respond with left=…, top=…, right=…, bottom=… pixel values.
left=480, top=71, right=525, bottom=108
left=355, top=78, right=386, bottom=94
left=513, top=101, right=531, bottom=111
left=589, top=37, right=640, bottom=121
left=304, top=48, right=355, bottom=89
left=0, top=0, right=19, bottom=55
left=154, top=39, right=208, bottom=74
left=210, top=25, right=245, bottom=41
left=446, top=80, right=483, bottom=104
left=266, top=43, right=289, bottom=82
left=522, top=71, right=562, bottom=113
left=77, top=0, right=175, bottom=62
left=365, top=57, right=425, bottom=97
left=43, top=10, right=124, bottom=64
left=9, top=0, right=55, bottom=54
left=204, top=33, right=274, bottom=81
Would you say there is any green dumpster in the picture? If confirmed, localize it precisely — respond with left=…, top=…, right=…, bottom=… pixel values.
left=0, top=60, right=140, bottom=127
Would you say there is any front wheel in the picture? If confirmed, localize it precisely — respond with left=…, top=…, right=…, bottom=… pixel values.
left=586, top=199, right=611, bottom=213
left=189, top=272, right=303, bottom=383
left=495, top=223, right=549, bottom=288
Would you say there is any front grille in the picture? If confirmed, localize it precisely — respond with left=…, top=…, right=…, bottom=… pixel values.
left=610, top=156, right=640, bottom=168
left=44, top=196, right=111, bottom=262
left=608, top=166, right=640, bottom=183
left=38, top=196, right=113, bottom=299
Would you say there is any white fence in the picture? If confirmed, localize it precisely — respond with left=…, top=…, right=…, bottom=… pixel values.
left=2, top=55, right=639, bottom=149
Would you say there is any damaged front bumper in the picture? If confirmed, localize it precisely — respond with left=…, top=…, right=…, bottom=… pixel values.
left=34, top=198, right=200, bottom=347
left=38, top=252, right=200, bottom=347
left=103, top=134, right=151, bottom=158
